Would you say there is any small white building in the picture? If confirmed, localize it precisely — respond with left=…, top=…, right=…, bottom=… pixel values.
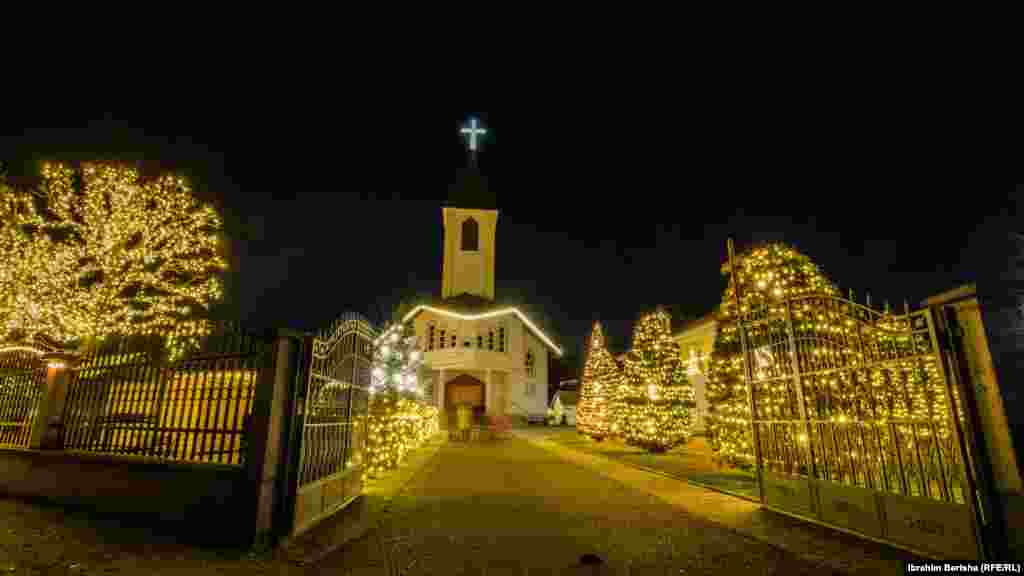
left=403, top=204, right=563, bottom=428
left=549, top=390, right=578, bottom=426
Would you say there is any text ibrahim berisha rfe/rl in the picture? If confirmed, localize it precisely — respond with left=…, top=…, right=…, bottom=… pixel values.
left=906, top=563, right=1022, bottom=573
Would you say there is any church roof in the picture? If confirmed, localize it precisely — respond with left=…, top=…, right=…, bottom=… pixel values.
left=446, top=167, right=497, bottom=210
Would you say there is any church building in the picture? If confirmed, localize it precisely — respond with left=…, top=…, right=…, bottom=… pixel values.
left=400, top=204, right=563, bottom=428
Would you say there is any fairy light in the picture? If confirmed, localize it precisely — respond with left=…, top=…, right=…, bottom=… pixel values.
left=398, top=305, right=562, bottom=357
left=363, top=398, right=439, bottom=478
left=1, top=163, right=225, bottom=357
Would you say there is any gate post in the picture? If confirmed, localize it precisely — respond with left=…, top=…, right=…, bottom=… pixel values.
left=245, top=329, right=302, bottom=550
left=29, top=352, right=79, bottom=450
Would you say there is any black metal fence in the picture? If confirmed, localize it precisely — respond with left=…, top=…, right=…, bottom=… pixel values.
left=0, top=350, right=46, bottom=448
left=61, top=324, right=274, bottom=466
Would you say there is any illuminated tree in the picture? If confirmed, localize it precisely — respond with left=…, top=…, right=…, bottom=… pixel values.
left=365, top=322, right=436, bottom=478
left=576, top=321, right=620, bottom=440
left=0, top=162, right=226, bottom=356
left=705, top=242, right=838, bottom=467
left=618, top=309, right=693, bottom=453
left=371, top=322, right=424, bottom=398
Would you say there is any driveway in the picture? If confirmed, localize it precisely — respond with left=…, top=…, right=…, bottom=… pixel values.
left=316, top=435, right=846, bottom=575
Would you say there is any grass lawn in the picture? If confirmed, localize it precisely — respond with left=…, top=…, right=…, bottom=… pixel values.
left=544, top=428, right=759, bottom=500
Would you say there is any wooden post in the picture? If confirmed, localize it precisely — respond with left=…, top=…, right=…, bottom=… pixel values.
left=29, top=352, right=79, bottom=450
left=244, top=329, right=300, bottom=550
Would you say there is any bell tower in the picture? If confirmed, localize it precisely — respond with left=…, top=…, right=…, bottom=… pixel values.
left=442, top=207, right=498, bottom=300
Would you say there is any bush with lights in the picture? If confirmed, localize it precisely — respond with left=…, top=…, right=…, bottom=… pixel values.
left=0, top=163, right=225, bottom=359
left=617, top=309, right=694, bottom=453
left=576, top=321, right=621, bottom=440
left=364, top=322, right=438, bottom=479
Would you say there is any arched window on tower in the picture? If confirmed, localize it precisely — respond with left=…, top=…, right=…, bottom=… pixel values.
left=461, top=217, right=479, bottom=251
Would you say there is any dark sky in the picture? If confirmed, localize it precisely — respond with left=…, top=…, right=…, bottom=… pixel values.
left=1, top=111, right=1017, bottom=358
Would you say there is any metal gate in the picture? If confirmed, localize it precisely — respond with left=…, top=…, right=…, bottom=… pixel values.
left=736, top=292, right=984, bottom=560
left=288, top=313, right=375, bottom=537
left=0, top=349, right=45, bottom=448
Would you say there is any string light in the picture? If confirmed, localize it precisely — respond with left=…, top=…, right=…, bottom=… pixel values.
left=1, top=162, right=225, bottom=358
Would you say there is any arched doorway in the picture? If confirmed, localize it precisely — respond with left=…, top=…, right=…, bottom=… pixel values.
left=444, top=374, right=486, bottom=428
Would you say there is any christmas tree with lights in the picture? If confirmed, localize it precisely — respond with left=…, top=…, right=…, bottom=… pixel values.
left=619, top=309, right=693, bottom=453
left=705, top=242, right=839, bottom=467
left=365, top=322, right=437, bottom=478
left=371, top=322, right=424, bottom=399
left=576, top=322, right=620, bottom=441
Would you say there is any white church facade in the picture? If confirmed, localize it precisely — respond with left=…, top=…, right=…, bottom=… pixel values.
left=400, top=206, right=562, bottom=427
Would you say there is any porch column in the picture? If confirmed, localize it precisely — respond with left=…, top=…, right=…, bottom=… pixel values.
left=30, top=352, right=80, bottom=450
left=485, top=370, right=494, bottom=417
left=437, top=369, right=446, bottom=409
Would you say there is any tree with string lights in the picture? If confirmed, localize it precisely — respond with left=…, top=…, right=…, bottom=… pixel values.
left=705, top=242, right=839, bottom=467
left=365, top=322, right=437, bottom=478
left=618, top=309, right=694, bottom=453
left=576, top=321, right=620, bottom=441
left=0, top=162, right=226, bottom=357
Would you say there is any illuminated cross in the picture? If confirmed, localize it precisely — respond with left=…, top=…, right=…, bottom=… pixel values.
left=460, top=117, right=488, bottom=152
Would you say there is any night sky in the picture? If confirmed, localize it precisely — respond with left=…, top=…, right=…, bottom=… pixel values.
left=2, top=112, right=1017, bottom=360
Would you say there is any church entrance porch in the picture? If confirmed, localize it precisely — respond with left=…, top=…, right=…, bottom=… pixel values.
left=444, top=374, right=486, bottom=432
left=435, top=371, right=510, bottom=441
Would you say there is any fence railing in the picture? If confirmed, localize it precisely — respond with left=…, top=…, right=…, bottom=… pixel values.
left=299, top=314, right=374, bottom=487
left=0, top=350, right=46, bottom=448
left=61, top=324, right=274, bottom=466
left=742, top=296, right=970, bottom=503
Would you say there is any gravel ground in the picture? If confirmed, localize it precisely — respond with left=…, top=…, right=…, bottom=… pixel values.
left=316, top=436, right=848, bottom=575
left=0, top=497, right=302, bottom=576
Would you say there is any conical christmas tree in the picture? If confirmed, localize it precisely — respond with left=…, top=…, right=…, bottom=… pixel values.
left=705, top=242, right=838, bottom=467
left=619, top=309, right=694, bottom=453
left=365, top=322, right=430, bottom=478
left=576, top=322, right=620, bottom=441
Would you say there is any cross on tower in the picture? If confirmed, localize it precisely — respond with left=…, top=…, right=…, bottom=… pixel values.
left=460, top=117, right=488, bottom=153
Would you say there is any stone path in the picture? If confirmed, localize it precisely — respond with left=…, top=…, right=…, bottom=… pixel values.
left=316, top=435, right=873, bottom=575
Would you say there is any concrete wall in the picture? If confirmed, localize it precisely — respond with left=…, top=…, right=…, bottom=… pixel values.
left=0, top=448, right=250, bottom=546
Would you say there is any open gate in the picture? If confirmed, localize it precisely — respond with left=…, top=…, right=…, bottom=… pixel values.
left=286, top=313, right=375, bottom=537
left=735, top=290, right=985, bottom=560
left=0, top=349, right=46, bottom=449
